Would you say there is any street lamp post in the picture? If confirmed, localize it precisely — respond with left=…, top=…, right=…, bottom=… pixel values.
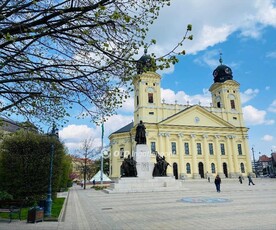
left=45, top=123, right=58, bottom=217
left=252, top=147, right=257, bottom=178
left=100, top=118, right=104, bottom=184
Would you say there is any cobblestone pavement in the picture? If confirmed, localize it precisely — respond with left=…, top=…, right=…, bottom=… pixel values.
left=1, top=178, right=276, bottom=230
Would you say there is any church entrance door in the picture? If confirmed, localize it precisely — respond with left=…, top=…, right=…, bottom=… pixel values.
left=198, top=162, right=204, bottom=178
left=223, top=163, right=228, bottom=178
left=173, top=162, right=178, bottom=179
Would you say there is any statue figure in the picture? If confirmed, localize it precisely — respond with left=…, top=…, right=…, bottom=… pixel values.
left=121, top=155, right=137, bottom=177
left=152, top=151, right=170, bottom=177
left=135, top=120, right=146, bottom=144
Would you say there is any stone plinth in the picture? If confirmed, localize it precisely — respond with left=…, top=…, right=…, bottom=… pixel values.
left=133, top=144, right=154, bottom=179
left=105, top=176, right=185, bottom=193
left=104, top=144, right=185, bottom=194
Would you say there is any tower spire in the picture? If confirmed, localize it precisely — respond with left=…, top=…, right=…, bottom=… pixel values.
left=219, top=51, right=223, bottom=65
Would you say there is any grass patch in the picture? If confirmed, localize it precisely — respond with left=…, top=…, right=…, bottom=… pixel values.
left=0, top=197, right=65, bottom=221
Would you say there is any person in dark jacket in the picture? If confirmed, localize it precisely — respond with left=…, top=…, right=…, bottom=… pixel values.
left=248, top=175, right=255, bottom=185
left=214, top=175, right=221, bottom=192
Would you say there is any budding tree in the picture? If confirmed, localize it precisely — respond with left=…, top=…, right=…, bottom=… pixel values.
left=0, top=0, right=192, bottom=125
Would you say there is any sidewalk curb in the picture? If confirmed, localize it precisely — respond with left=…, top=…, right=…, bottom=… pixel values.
left=58, top=189, right=70, bottom=222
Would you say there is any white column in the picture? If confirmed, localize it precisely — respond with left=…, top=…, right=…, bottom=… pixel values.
left=190, top=134, right=200, bottom=178
left=214, top=135, right=223, bottom=177
left=203, top=134, right=210, bottom=176
left=230, top=135, right=239, bottom=177
left=178, top=133, right=185, bottom=179
left=243, top=136, right=253, bottom=175
left=165, top=133, right=172, bottom=176
left=226, top=136, right=234, bottom=177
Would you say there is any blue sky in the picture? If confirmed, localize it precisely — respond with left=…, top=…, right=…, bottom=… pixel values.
left=59, top=0, right=276, bottom=159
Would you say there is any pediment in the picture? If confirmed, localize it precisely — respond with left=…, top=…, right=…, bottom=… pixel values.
left=159, top=105, right=234, bottom=128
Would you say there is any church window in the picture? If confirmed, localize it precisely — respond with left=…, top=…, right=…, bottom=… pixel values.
left=146, top=82, right=148, bottom=85
left=240, top=163, right=245, bottom=173
left=233, top=117, right=237, bottom=120
left=220, top=143, right=225, bottom=155
left=184, top=142, right=189, bottom=155
left=151, top=142, right=156, bottom=154
left=171, top=142, right=176, bottom=155
left=197, top=143, right=202, bottom=155
left=148, top=93, right=153, bottom=103
left=217, top=102, right=221, bottom=108
left=211, top=163, right=216, bottom=173
left=186, top=163, right=191, bottom=174
left=209, top=143, right=214, bottom=155
left=137, top=96, right=139, bottom=106
left=241, top=163, right=245, bottom=173
left=230, top=100, right=235, bottom=109
left=153, top=83, right=156, bottom=86
left=237, top=144, right=242, bottom=155
left=120, top=148, right=124, bottom=159
left=149, top=112, right=154, bottom=115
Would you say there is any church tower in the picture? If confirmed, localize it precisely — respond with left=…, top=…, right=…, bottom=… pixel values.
left=133, top=50, right=162, bottom=126
left=209, top=56, right=245, bottom=127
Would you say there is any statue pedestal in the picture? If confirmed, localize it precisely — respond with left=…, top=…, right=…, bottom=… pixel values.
left=133, top=144, right=154, bottom=179
left=105, top=145, right=185, bottom=193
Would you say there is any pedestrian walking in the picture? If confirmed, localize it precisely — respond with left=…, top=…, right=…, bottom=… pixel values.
left=214, top=175, right=221, bottom=192
left=248, top=175, right=255, bottom=185
left=238, top=175, right=243, bottom=184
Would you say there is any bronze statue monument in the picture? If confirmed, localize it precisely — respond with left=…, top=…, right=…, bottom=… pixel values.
left=120, top=155, right=137, bottom=177
left=135, top=120, right=146, bottom=144
left=152, top=151, right=170, bottom=177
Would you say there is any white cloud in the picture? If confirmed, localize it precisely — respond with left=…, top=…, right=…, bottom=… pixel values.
left=243, top=105, right=275, bottom=125
left=59, top=124, right=102, bottom=153
left=241, top=88, right=259, bottom=104
left=194, top=50, right=240, bottom=69
left=262, top=135, right=274, bottom=141
left=59, top=124, right=95, bottom=141
left=59, top=114, right=133, bottom=153
left=146, top=0, right=276, bottom=57
left=268, top=99, right=276, bottom=113
left=266, top=51, right=276, bottom=58
left=161, top=88, right=211, bottom=106
left=265, top=86, right=270, bottom=90
left=117, top=96, right=134, bottom=114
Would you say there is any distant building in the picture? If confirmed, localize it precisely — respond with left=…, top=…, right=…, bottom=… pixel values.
left=271, top=152, right=276, bottom=176
left=70, top=155, right=95, bottom=181
left=256, top=155, right=271, bottom=176
left=109, top=54, right=253, bottom=179
left=0, top=117, right=38, bottom=134
left=0, top=117, right=21, bottom=133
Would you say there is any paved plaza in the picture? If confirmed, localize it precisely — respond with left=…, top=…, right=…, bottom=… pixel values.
left=1, top=178, right=276, bottom=230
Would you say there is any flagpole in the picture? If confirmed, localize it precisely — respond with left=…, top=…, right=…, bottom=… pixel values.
left=100, top=116, right=104, bottom=184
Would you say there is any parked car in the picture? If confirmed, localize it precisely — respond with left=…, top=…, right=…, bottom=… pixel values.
left=269, top=174, right=276, bottom=178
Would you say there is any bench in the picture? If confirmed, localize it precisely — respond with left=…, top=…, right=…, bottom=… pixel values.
left=0, top=200, right=24, bottom=222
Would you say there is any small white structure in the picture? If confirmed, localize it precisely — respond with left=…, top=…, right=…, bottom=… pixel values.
left=90, top=170, right=112, bottom=183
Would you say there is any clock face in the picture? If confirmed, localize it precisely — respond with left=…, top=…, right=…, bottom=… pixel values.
left=147, top=87, right=154, bottom=93
left=213, top=70, right=218, bottom=77
left=225, top=68, right=231, bottom=74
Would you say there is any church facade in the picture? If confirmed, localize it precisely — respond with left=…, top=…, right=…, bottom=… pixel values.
left=108, top=55, right=253, bottom=179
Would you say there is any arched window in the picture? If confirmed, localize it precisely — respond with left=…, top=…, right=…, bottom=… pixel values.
left=186, top=163, right=191, bottom=174
left=240, top=163, right=245, bottom=173
left=211, top=163, right=216, bottom=173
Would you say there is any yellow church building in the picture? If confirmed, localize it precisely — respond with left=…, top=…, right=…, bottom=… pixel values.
left=109, top=54, right=253, bottom=180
